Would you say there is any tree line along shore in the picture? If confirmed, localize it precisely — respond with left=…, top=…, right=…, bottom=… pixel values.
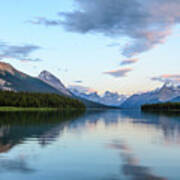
left=141, top=102, right=180, bottom=112
left=0, top=91, right=85, bottom=111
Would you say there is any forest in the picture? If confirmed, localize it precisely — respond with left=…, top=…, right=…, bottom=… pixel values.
left=0, top=90, right=85, bottom=110
left=141, top=102, right=180, bottom=111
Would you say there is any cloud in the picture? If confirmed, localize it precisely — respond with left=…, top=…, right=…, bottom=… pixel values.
left=151, top=74, right=180, bottom=84
left=28, top=17, right=61, bottom=26
left=121, top=58, right=139, bottom=66
left=107, top=42, right=121, bottom=47
left=0, top=42, right=41, bottom=62
left=107, top=140, right=165, bottom=180
left=68, top=85, right=96, bottom=94
left=104, top=68, right=132, bottom=78
left=30, top=0, right=180, bottom=57
left=74, top=80, right=83, bottom=84
left=57, top=68, right=68, bottom=73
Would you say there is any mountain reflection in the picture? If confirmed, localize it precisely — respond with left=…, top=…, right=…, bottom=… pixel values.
left=0, top=158, right=35, bottom=173
left=0, top=111, right=84, bottom=153
left=69, top=110, right=180, bottom=146
left=1, top=110, right=180, bottom=154
left=120, top=110, right=180, bottom=146
left=0, top=110, right=180, bottom=179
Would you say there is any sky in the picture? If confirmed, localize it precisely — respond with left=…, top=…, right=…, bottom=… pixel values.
left=0, top=0, right=180, bottom=95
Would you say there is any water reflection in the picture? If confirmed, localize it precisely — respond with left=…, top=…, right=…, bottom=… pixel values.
left=1, top=110, right=180, bottom=148
left=120, top=110, right=180, bottom=146
left=68, top=110, right=180, bottom=146
left=0, top=110, right=180, bottom=179
left=0, top=111, right=83, bottom=153
left=0, top=158, right=35, bottom=173
left=108, top=140, right=166, bottom=180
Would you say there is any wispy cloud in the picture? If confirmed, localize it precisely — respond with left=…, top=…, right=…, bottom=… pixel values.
left=104, top=68, right=132, bottom=78
left=151, top=74, right=180, bottom=84
left=68, top=85, right=96, bottom=94
left=120, top=58, right=139, bottom=66
left=107, top=42, right=121, bottom=47
left=0, top=42, right=41, bottom=62
left=30, top=0, right=180, bottom=58
left=57, top=68, right=68, bottom=73
left=74, top=80, right=83, bottom=84
left=28, top=17, right=61, bottom=26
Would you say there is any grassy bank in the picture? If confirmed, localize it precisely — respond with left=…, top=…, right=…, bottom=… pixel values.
left=0, top=107, right=86, bottom=112
left=0, top=107, right=61, bottom=112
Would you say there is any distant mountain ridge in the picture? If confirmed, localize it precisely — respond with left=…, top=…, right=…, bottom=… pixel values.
left=1, top=62, right=179, bottom=109
left=38, top=70, right=111, bottom=108
left=170, top=96, right=180, bottom=103
left=69, top=88, right=127, bottom=107
left=121, top=84, right=180, bottom=108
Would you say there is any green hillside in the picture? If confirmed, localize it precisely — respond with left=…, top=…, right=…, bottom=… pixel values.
left=0, top=91, right=85, bottom=110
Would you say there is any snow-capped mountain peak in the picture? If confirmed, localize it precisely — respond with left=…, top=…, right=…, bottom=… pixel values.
left=39, top=71, right=72, bottom=96
left=121, top=83, right=180, bottom=108
left=69, top=88, right=127, bottom=106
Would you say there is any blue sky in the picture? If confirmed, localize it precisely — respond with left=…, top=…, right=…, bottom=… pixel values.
left=0, top=0, right=180, bottom=95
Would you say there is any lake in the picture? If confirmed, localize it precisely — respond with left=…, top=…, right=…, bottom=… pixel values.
left=0, top=110, right=180, bottom=180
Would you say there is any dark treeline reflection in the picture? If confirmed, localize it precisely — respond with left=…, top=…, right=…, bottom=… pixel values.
left=1, top=110, right=180, bottom=153
left=0, top=110, right=180, bottom=154
left=0, top=110, right=180, bottom=179
left=0, top=111, right=84, bottom=153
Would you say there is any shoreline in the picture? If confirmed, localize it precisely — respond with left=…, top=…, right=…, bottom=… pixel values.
left=0, top=107, right=85, bottom=112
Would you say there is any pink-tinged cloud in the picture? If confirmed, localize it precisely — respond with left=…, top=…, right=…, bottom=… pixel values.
left=31, top=0, right=180, bottom=58
left=104, top=68, right=132, bottom=78
left=151, top=74, right=180, bottom=84
left=121, top=58, right=139, bottom=66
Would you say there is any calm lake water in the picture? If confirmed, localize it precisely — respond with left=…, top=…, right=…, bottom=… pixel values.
left=0, top=110, right=180, bottom=180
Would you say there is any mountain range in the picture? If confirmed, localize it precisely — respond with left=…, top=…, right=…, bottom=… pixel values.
left=38, top=70, right=109, bottom=108
left=0, top=62, right=63, bottom=95
left=121, top=84, right=180, bottom=108
left=69, top=82, right=180, bottom=108
left=69, top=88, right=127, bottom=107
left=0, top=61, right=179, bottom=109
left=0, top=62, right=108, bottom=108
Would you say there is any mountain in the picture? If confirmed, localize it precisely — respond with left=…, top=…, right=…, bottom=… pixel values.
left=0, top=62, right=64, bottom=95
left=101, top=91, right=127, bottom=106
left=121, top=84, right=180, bottom=108
left=69, top=88, right=127, bottom=106
left=170, top=96, right=180, bottom=103
left=39, top=70, right=72, bottom=96
left=0, top=62, right=109, bottom=108
left=38, top=70, right=110, bottom=108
